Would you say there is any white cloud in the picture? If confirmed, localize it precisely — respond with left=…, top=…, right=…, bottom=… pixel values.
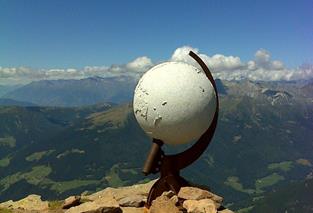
left=171, top=46, right=200, bottom=65
left=126, top=56, right=153, bottom=72
left=170, top=46, right=244, bottom=71
left=255, top=49, right=271, bottom=65
left=0, top=46, right=312, bottom=85
left=254, top=49, right=285, bottom=70
left=169, top=46, right=312, bottom=81
left=247, top=61, right=257, bottom=71
left=0, top=56, right=154, bottom=85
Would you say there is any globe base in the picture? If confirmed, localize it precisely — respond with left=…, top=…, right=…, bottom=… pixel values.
left=145, top=153, right=190, bottom=207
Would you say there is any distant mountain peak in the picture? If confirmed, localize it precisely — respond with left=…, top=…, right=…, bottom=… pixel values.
left=85, top=76, right=106, bottom=81
left=215, top=78, right=228, bottom=95
left=3, top=76, right=136, bottom=107
left=261, top=88, right=293, bottom=105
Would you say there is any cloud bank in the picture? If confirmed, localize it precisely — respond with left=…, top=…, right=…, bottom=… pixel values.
left=1, top=46, right=312, bottom=85
left=170, top=46, right=313, bottom=81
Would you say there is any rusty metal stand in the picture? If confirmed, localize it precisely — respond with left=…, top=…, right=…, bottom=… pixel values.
left=143, top=51, right=220, bottom=207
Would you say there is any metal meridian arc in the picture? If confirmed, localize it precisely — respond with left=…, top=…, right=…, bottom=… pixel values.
left=166, top=50, right=220, bottom=170
left=143, top=51, right=220, bottom=207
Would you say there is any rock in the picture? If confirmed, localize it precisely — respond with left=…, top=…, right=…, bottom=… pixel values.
left=161, top=190, right=175, bottom=198
left=0, top=200, right=14, bottom=209
left=178, top=187, right=223, bottom=208
left=149, top=195, right=181, bottom=213
left=121, top=207, right=146, bottom=213
left=65, top=196, right=121, bottom=213
left=0, top=179, right=234, bottom=213
left=117, top=194, right=145, bottom=207
left=170, top=195, right=179, bottom=206
left=0, top=194, right=49, bottom=212
left=62, top=195, right=81, bottom=209
left=86, top=179, right=156, bottom=202
left=183, top=199, right=217, bottom=213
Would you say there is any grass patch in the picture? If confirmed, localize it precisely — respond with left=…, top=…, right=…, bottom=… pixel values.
left=0, top=156, right=10, bottom=167
left=104, top=164, right=125, bottom=187
left=48, top=200, right=63, bottom=210
left=237, top=206, right=254, bottom=213
left=268, top=161, right=293, bottom=172
left=224, top=176, right=255, bottom=194
left=50, top=180, right=98, bottom=194
left=0, top=172, right=23, bottom=193
left=253, top=196, right=264, bottom=201
left=0, top=165, right=52, bottom=192
left=26, top=150, right=55, bottom=162
left=137, top=178, right=151, bottom=184
left=0, top=136, right=16, bottom=148
left=0, top=164, right=99, bottom=194
left=255, top=173, right=284, bottom=192
left=120, top=168, right=138, bottom=175
left=25, top=165, right=52, bottom=185
left=56, top=149, right=85, bottom=159
left=0, top=207, right=13, bottom=213
left=87, top=104, right=130, bottom=130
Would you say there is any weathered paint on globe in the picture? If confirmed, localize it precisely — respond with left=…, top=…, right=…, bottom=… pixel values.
left=133, top=61, right=216, bottom=145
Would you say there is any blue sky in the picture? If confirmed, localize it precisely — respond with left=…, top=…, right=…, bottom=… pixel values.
left=1, top=0, right=312, bottom=69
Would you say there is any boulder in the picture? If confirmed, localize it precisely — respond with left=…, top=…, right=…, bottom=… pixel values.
left=0, top=194, right=49, bottom=212
left=178, top=187, right=223, bottom=208
left=62, top=195, right=81, bottom=209
left=86, top=180, right=156, bottom=201
left=149, top=195, right=181, bottom=213
left=65, top=196, right=121, bottom=213
left=183, top=199, right=217, bottom=213
left=161, top=190, right=175, bottom=198
left=117, top=194, right=145, bottom=207
left=121, top=207, right=147, bottom=213
left=169, top=195, right=179, bottom=206
left=0, top=179, right=234, bottom=213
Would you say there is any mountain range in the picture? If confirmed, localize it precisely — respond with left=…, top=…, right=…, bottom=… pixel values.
left=0, top=84, right=22, bottom=97
left=0, top=76, right=232, bottom=107
left=0, top=78, right=312, bottom=212
left=2, top=76, right=137, bottom=107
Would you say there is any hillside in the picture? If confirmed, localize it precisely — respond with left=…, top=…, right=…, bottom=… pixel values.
left=0, top=98, right=36, bottom=106
left=3, top=76, right=136, bottom=107
left=0, top=103, right=150, bottom=202
left=2, top=76, right=231, bottom=107
left=0, top=80, right=312, bottom=212
left=0, top=84, right=22, bottom=97
left=251, top=177, right=313, bottom=213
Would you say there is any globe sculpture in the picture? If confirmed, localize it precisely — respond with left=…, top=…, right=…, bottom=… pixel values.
left=133, top=51, right=219, bottom=207
left=133, top=61, right=216, bottom=145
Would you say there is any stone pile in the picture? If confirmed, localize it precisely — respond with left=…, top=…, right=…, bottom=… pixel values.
left=0, top=179, right=233, bottom=213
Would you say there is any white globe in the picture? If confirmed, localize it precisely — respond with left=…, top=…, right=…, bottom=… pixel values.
left=133, top=61, right=216, bottom=145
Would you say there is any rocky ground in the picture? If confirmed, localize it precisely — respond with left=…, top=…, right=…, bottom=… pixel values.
left=0, top=180, right=233, bottom=213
